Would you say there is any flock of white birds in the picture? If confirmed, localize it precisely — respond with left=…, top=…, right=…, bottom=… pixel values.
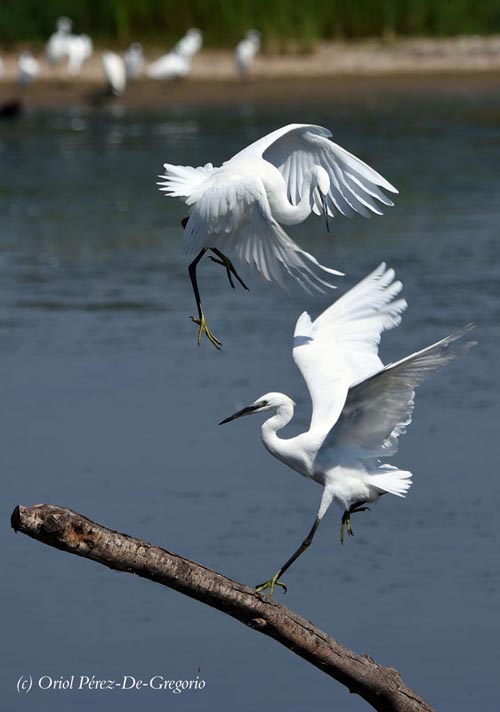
left=1, top=17, right=262, bottom=95
left=1, top=17, right=476, bottom=595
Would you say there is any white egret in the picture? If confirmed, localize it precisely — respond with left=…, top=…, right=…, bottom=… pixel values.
left=124, top=43, right=144, bottom=80
left=158, top=123, right=398, bottom=349
left=46, top=17, right=73, bottom=65
left=0, top=55, right=4, bottom=79
left=67, top=34, right=93, bottom=76
left=235, top=30, right=261, bottom=78
left=18, top=51, right=40, bottom=85
left=220, top=264, right=476, bottom=595
left=174, top=28, right=203, bottom=59
left=146, top=51, right=191, bottom=80
left=102, top=52, right=126, bottom=96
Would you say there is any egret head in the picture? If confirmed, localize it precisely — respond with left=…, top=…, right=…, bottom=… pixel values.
left=219, top=392, right=294, bottom=425
left=247, top=30, right=261, bottom=44
left=57, top=17, right=72, bottom=33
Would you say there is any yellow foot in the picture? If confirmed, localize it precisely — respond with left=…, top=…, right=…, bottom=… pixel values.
left=340, top=512, right=351, bottom=545
left=340, top=505, right=370, bottom=544
left=255, top=573, right=287, bottom=597
left=190, top=315, right=222, bottom=350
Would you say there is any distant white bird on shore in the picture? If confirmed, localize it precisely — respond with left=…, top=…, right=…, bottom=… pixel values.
left=124, top=42, right=144, bottom=80
left=102, top=52, right=126, bottom=96
left=235, top=30, right=261, bottom=78
left=46, top=16, right=73, bottom=65
left=220, top=264, right=476, bottom=595
left=174, top=28, right=203, bottom=59
left=146, top=51, right=191, bottom=80
left=158, top=123, right=397, bottom=349
left=18, top=51, right=40, bottom=85
left=0, top=55, right=4, bottom=79
left=67, top=34, right=93, bottom=76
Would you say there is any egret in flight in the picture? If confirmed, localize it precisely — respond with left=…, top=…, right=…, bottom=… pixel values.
left=158, top=124, right=397, bottom=349
left=220, top=264, right=475, bottom=595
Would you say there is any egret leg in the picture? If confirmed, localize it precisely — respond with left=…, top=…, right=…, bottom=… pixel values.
left=188, top=248, right=222, bottom=350
left=340, top=503, right=370, bottom=545
left=208, top=248, right=249, bottom=291
left=256, top=516, right=322, bottom=597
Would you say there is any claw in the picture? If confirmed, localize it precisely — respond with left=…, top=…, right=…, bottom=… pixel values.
left=340, top=505, right=370, bottom=544
left=190, top=314, right=222, bottom=350
left=255, top=573, right=288, bottom=597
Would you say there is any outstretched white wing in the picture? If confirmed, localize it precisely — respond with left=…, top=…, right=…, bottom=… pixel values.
left=180, top=173, right=342, bottom=292
left=232, top=123, right=398, bottom=219
left=158, top=162, right=215, bottom=200
left=293, top=264, right=407, bottom=439
left=327, top=324, right=476, bottom=458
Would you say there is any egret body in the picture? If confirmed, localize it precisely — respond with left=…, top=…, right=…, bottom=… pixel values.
left=124, top=43, right=144, bottom=80
left=102, top=52, right=126, bottom=96
left=220, top=264, right=475, bottom=595
left=18, top=51, right=40, bottom=86
left=158, top=123, right=398, bottom=348
left=235, top=30, right=261, bottom=78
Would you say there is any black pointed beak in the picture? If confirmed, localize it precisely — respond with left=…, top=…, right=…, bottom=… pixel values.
left=219, top=404, right=261, bottom=425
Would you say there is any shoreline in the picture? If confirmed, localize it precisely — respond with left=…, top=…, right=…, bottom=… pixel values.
left=2, top=36, right=500, bottom=108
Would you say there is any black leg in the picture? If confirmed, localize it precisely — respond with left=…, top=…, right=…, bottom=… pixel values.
left=188, top=249, right=222, bottom=350
left=208, top=248, right=249, bottom=291
left=256, top=516, right=322, bottom=596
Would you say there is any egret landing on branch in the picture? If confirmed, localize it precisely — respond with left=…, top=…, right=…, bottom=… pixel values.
left=158, top=124, right=398, bottom=349
left=220, top=264, right=476, bottom=595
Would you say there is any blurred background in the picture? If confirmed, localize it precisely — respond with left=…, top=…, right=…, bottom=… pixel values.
left=1, top=2, right=500, bottom=712
left=2, top=0, right=500, bottom=47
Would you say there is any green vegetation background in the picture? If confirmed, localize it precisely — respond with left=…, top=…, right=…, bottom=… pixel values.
left=2, top=0, right=500, bottom=49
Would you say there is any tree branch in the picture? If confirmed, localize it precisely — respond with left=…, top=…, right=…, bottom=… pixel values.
left=11, top=504, right=434, bottom=712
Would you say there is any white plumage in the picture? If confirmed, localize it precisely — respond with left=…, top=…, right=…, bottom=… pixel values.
left=102, top=52, right=126, bottom=96
left=46, top=17, right=73, bottom=65
left=146, top=51, right=191, bottom=80
left=174, top=28, right=203, bottom=59
left=18, top=51, right=40, bottom=85
left=235, top=30, right=261, bottom=77
left=159, top=123, right=398, bottom=293
left=220, top=263, right=476, bottom=594
left=124, top=43, right=144, bottom=80
left=67, top=34, right=93, bottom=76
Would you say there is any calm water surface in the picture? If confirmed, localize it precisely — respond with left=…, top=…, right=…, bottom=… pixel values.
left=1, top=82, right=499, bottom=711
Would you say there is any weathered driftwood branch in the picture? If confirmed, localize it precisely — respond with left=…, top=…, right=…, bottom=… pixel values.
left=11, top=504, right=434, bottom=712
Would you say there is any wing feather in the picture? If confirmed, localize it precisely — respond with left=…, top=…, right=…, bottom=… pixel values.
left=157, top=162, right=214, bottom=201
left=292, top=264, right=407, bottom=439
left=182, top=174, right=342, bottom=292
left=328, top=325, right=476, bottom=458
left=235, top=124, right=397, bottom=219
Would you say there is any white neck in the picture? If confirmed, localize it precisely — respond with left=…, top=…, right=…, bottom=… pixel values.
left=269, top=169, right=317, bottom=226
left=260, top=400, right=295, bottom=460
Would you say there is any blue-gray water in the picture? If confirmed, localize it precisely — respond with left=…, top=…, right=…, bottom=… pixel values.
left=2, top=82, right=499, bottom=711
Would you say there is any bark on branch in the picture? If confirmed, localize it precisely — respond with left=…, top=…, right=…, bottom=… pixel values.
left=11, top=504, right=434, bottom=712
